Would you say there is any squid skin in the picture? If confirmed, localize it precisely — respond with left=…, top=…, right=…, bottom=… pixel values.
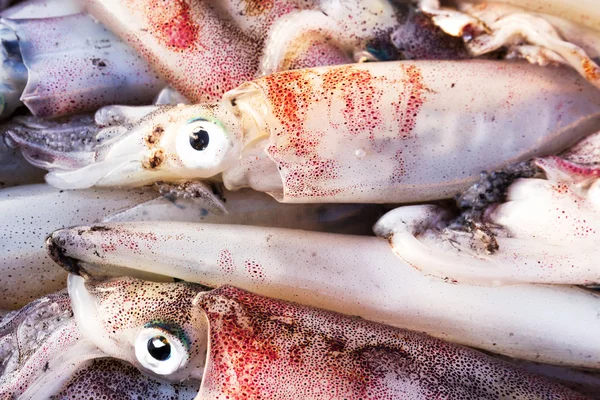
left=66, top=275, right=587, bottom=399
left=48, top=221, right=600, bottom=368
left=0, top=184, right=158, bottom=309
left=54, top=358, right=199, bottom=400
left=82, top=0, right=455, bottom=102
left=0, top=291, right=105, bottom=400
left=0, top=184, right=384, bottom=309
left=82, top=0, right=393, bottom=102
left=33, top=60, right=600, bottom=204
left=0, top=13, right=165, bottom=119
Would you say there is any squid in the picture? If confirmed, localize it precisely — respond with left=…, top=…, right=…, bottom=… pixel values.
left=417, top=1, right=600, bottom=89
left=47, top=220, right=600, bottom=369
left=81, top=0, right=470, bottom=105
left=3, top=277, right=592, bottom=398
left=0, top=290, right=200, bottom=399
left=14, top=60, right=600, bottom=204
left=63, top=274, right=587, bottom=399
left=374, top=131, right=600, bottom=286
left=0, top=183, right=383, bottom=309
left=0, top=12, right=164, bottom=120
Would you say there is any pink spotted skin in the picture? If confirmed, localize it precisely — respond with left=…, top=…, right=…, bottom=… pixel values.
left=83, top=0, right=396, bottom=103
left=196, top=286, right=588, bottom=399
left=76, top=277, right=587, bottom=399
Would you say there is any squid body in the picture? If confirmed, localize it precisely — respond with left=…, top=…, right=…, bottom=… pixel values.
left=65, top=275, right=587, bottom=399
left=22, top=60, right=600, bottom=204
left=47, top=220, right=600, bottom=368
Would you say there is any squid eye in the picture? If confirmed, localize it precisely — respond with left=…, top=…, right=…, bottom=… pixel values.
left=189, top=127, right=210, bottom=151
left=135, top=327, right=189, bottom=375
left=175, top=117, right=232, bottom=172
left=147, top=335, right=171, bottom=361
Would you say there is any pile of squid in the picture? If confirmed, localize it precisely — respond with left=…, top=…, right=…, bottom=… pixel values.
left=1, top=0, right=600, bottom=398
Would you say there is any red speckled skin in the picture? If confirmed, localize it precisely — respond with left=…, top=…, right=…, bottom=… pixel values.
left=84, top=0, right=257, bottom=102
left=83, top=0, right=396, bottom=102
left=196, top=285, right=586, bottom=399
left=223, top=60, right=600, bottom=203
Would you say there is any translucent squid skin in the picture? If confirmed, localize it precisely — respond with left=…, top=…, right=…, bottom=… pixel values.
left=0, top=291, right=103, bottom=399
left=82, top=0, right=407, bottom=103
left=68, top=275, right=587, bottom=399
left=48, top=222, right=600, bottom=368
left=39, top=60, right=600, bottom=204
left=0, top=13, right=165, bottom=119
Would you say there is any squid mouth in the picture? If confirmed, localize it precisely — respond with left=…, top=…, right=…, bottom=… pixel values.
left=374, top=155, right=600, bottom=286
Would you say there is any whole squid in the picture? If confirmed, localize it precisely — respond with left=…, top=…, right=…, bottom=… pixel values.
left=16, top=60, right=600, bottom=204
left=66, top=275, right=586, bottom=399
left=47, top=220, right=600, bottom=368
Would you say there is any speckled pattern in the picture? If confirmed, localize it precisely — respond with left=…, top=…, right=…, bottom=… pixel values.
left=54, top=358, right=199, bottom=399
left=0, top=185, right=156, bottom=309
left=4, top=14, right=164, bottom=118
left=80, top=277, right=209, bottom=382
left=196, top=285, right=586, bottom=399
left=234, top=61, right=600, bottom=203
left=84, top=0, right=403, bottom=102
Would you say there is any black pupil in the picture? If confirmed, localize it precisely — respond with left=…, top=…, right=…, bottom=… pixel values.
left=189, top=128, right=210, bottom=151
left=147, top=336, right=171, bottom=361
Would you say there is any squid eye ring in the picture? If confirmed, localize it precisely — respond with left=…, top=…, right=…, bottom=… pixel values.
left=175, top=117, right=231, bottom=173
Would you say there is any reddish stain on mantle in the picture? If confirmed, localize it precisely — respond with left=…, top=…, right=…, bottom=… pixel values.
left=145, top=0, right=199, bottom=51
